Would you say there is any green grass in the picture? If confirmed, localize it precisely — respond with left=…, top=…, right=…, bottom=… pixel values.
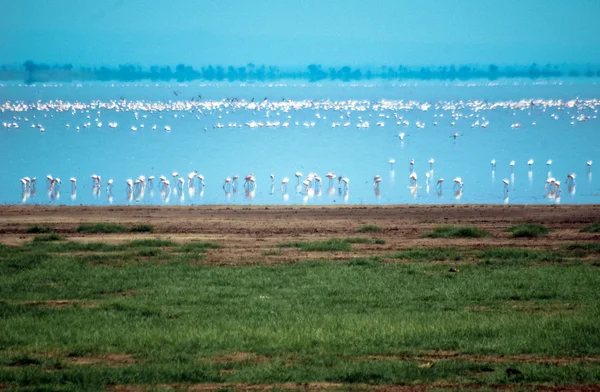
left=25, top=225, right=55, bottom=234
left=1, top=240, right=599, bottom=390
left=477, top=247, right=566, bottom=264
left=357, top=225, right=382, bottom=233
left=390, top=247, right=461, bottom=262
left=507, top=223, right=550, bottom=238
left=562, top=243, right=600, bottom=253
left=581, top=222, right=600, bottom=233
left=422, top=225, right=491, bottom=238
left=75, top=223, right=155, bottom=234
left=126, top=239, right=176, bottom=248
left=278, top=237, right=384, bottom=252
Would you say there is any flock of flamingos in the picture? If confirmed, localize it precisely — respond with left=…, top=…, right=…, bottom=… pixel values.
left=4, top=89, right=597, bottom=204
left=17, top=157, right=593, bottom=204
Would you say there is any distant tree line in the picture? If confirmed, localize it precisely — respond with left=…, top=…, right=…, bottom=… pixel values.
left=8, top=61, right=600, bottom=84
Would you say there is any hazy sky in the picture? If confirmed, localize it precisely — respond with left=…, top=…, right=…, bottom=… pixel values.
left=1, top=0, right=599, bottom=67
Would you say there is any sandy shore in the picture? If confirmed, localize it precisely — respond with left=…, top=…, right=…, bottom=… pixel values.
left=1, top=205, right=598, bottom=265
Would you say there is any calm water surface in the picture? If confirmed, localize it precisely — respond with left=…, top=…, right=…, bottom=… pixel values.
left=1, top=80, right=598, bottom=206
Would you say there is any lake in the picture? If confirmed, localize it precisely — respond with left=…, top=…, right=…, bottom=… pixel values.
left=1, top=79, right=598, bottom=206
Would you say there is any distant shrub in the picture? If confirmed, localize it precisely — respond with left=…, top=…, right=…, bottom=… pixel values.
left=423, top=226, right=490, bottom=238
left=507, top=223, right=549, bottom=238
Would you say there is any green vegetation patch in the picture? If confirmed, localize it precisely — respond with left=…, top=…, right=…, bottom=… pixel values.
left=507, top=223, right=549, bottom=238
left=390, top=247, right=461, bottom=262
left=581, top=222, right=600, bottom=233
left=1, top=237, right=600, bottom=390
left=477, top=248, right=565, bottom=263
left=129, top=224, right=154, bottom=233
left=126, top=239, right=176, bottom=248
left=25, top=225, right=55, bottom=234
left=32, top=233, right=64, bottom=242
left=179, top=242, right=222, bottom=253
left=75, top=223, right=128, bottom=233
left=423, top=225, right=490, bottom=238
left=278, top=237, right=384, bottom=252
left=357, top=225, right=382, bottom=233
left=562, top=243, right=600, bottom=253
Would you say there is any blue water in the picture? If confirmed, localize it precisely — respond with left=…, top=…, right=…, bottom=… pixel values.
left=1, top=80, right=599, bottom=205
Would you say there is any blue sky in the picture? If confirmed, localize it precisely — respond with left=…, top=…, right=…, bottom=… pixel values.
left=1, top=0, right=599, bottom=67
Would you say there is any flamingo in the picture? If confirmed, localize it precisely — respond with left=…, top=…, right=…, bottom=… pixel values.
left=490, top=159, right=496, bottom=169
left=126, top=179, right=133, bottom=193
left=398, top=132, right=407, bottom=140
left=197, top=174, right=205, bottom=187
left=510, top=160, right=515, bottom=172
left=341, top=177, right=349, bottom=191
left=373, top=175, right=382, bottom=188
left=281, top=177, right=290, bottom=192
left=172, top=172, right=179, bottom=182
left=409, top=172, right=417, bottom=186
left=546, top=159, right=552, bottom=168
left=107, top=179, right=114, bottom=191
left=177, top=177, right=185, bottom=190
left=147, top=176, right=155, bottom=187
left=527, top=159, right=534, bottom=168
left=188, top=171, right=197, bottom=187
left=70, top=177, right=77, bottom=190
left=453, top=177, right=463, bottom=189
left=436, top=178, right=444, bottom=189
left=566, top=173, right=576, bottom=186
left=429, top=158, right=434, bottom=170
left=244, top=173, right=255, bottom=189
left=295, top=172, right=303, bottom=185
left=270, top=174, right=275, bottom=185
left=314, top=176, right=322, bottom=189
left=232, top=175, right=239, bottom=186
left=388, top=159, right=395, bottom=169
left=325, top=172, right=336, bottom=187
left=502, top=178, right=509, bottom=192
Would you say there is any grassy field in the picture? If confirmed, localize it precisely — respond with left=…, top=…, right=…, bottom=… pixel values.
left=1, top=227, right=600, bottom=391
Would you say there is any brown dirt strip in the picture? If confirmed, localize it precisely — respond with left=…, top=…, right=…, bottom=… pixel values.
left=359, top=350, right=600, bottom=365
left=1, top=205, right=598, bottom=266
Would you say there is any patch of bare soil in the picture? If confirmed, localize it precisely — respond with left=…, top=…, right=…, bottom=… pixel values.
left=65, top=353, right=138, bottom=366
left=107, top=382, right=600, bottom=391
left=360, top=350, right=600, bottom=365
left=2, top=299, right=97, bottom=308
left=212, top=352, right=269, bottom=364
